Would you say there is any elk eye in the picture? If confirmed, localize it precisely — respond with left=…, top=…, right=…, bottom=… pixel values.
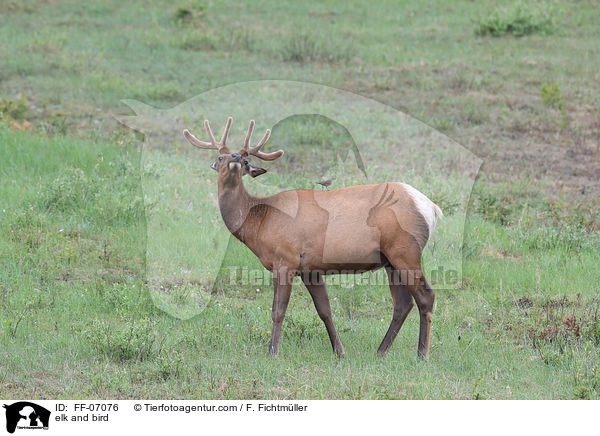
left=218, top=156, right=223, bottom=161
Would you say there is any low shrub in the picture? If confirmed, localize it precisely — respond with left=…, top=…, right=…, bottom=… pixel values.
left=475, top=2, right=555, bottom=37
left=541, top=82, right=565, bottom=110
left=83, top=318, right=156, bottom=362
left=280, top=33, right=353, bottom=64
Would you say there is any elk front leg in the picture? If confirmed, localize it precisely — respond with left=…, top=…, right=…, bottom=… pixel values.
left=269, top=269, right=293, bottom=355
left=302, top=274, right=345, bottom=357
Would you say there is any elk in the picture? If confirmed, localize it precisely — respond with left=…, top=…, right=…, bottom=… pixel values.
left=183, top=117, right=442, bottom=359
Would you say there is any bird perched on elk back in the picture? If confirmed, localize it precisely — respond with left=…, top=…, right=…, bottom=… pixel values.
left=317, top=178, right=335, bottom=190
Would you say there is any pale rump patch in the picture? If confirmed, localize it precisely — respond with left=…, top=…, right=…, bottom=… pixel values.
left=396, top=182, right=443, bottom=238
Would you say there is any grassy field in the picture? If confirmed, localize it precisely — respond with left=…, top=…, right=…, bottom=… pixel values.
left=1, top=0, right=600, bottom=399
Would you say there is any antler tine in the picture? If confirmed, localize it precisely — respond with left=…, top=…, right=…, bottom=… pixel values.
left=183, top=129, right=218, bottom=150
left=241, top=119, right=255, bottom=155
left=251, top=131, right=283, bottom=160
left=203, top=120, right=218, bottom=147
left=183, top=118, right=232, bottom=153
left=220, top=116, right=233, bottom=147
left=241, top=120, right=284, bottom=161
left=254, top=129, right=271, bottom=151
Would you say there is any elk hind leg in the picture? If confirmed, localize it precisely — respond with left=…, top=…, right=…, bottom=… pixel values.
left=414, top=276, right=435, bottom=359
left=377, top=266, right=414, bottom=356
left=385, top=252, right=435, bottom=359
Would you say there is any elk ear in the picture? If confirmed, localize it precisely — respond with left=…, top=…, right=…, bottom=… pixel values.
left=210, top=161, right=218, bottom=171
left=246, top=164, right=267, bottom=178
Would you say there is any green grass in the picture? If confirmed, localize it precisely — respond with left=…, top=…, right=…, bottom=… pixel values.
left=1, top=126, right=599, bottom=399
left=1, top=0, right=600, bottom=399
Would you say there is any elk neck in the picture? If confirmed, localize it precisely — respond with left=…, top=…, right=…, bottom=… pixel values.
left=217, top=176, right=256, bottom=240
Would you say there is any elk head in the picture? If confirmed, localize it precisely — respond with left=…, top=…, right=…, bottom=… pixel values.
left=183, top=117, right=284, bottom=188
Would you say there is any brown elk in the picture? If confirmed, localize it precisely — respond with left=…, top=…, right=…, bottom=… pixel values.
left=183, top=117, right=442, bottom=359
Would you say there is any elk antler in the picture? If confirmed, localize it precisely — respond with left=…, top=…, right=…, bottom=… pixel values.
left=183, top=117, right=232, bottom=154
left=240, top=120, right=284, bottom=161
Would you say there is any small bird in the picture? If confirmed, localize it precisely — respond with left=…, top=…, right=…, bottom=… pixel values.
left=316, top=178, right=335, bottom=190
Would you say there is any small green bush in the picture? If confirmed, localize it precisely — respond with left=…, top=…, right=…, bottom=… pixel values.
left=43, top=168, right=97, bottom=212
left=155, top=350, right=184, bottom=380
left=573, top=359, right=600, bottom=399
left=101, top=282, right=154, bottom=315
left=474, top=2, right=555, bottom=37
left=476, top=193, right=512, bottom=225
left=428, top=191, right=460, bottom=216
left=174, top=7, right=193, bottom=23
left=280, top=33, right=352, bottom=64
left=0, top=95, right=28, bottom=120
left=431, top=116, right=456, bottom=132
left=174, top=1, right=207, bottom=25
left=83, top=318, right=156, bottom=362
left=541, top=82, right=565, bottom=110
left=588, top=320, right=600, bottom=346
